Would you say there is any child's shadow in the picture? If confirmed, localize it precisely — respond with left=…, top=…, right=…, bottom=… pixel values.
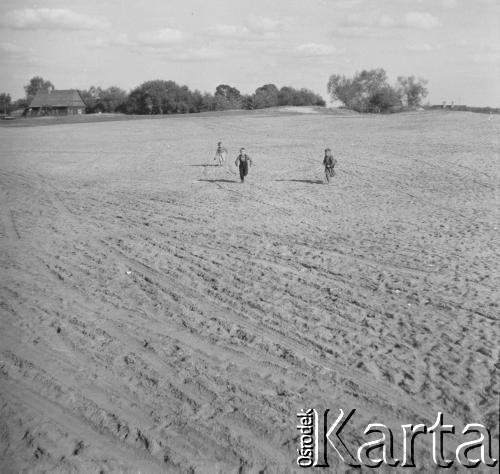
left=189, top=164, right=220, bottom=167
left=198, top=179, right=238, bottom=183
left=275, top=179, right=324, bottom=185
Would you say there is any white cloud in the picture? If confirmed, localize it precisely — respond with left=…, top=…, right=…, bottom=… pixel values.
left=0, top=42, right=36, bottom=63
left=334, top=14, right=396, bottom=38
left=85, top=33, right=134, bottom=49
left=341, top=13, right=396, bottom=30
left=208, top=24, right=250, bottom=38
left=295, top=43, right=338, bottom=56
left=330, top=0, right=367, bottom=8
left=2, top=8, right=109, bottom=30
left=137, top=28, right=185, bottom=46
left=111, top=33, right=134, bottom=47
left=207, top=17, right=285, bottom=41
left=249, top=16, right=284, bottom=32
left=343, top=14, right=373, bottom=27
left=472, top=52, right=500, bottom=64
left=404, top=12, right=442, bottom=29
left=334, top=25, right=394, bottom=38
left=334, top=10, right=442, bottom=37
left=406, top=42, right=435, bottom=52
left=162, top=46, right=225, bottom=62
left=471, top=43, right=500, bottom=64
left=440, top=0, right=458, bottom=8
left=0, top=42, right=29, bottom=54
left=379, top=15, right=396, bottom=28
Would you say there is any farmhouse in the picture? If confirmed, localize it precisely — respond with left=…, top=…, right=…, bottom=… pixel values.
left=29, top=89, right=86, bottom=116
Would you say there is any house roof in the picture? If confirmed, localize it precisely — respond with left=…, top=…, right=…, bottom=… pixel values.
left=30, top=89, right=86, bottom=108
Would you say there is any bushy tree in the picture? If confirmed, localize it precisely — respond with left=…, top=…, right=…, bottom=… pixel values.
left=397, top=76, right=428, bottom=107
left=0, top=92, right=12, bottom=115
left=241, top=94, right=254, bottom=110
left=97, top=86, right=128, bottom=113
left=213, top=84, right=242, bottom=110
left=327, top=74, right=362, bottom=110
left=368, top=86, right=401, bottom=112
left=199, top=92, right=216, bottom=112
left=253, top=84, right=279, bottom=109
left=278, top=86, right=295, bottom=106
left=80, top=86, right=103, bottom=112
left=277, top=86, right=325, bottom=107
left=328, top=68, right=408, bottom=112
left=24, top=76, right=54, bottom=103
left=12, top=97, right=29, bottom=111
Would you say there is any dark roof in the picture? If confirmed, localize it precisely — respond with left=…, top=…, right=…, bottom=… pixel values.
left=30, top=89, right=86, bottom=108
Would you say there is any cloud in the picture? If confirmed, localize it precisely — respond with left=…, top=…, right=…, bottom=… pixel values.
left=248, top=16, right=290, bottom=32
left=208, top=24, right=250, bottom=38
left=295, top=43, right=339, bottom=56
left=161, top=46, right=225, bottom=62
left=471, top=43, right=500, bottom=64
left=379, top=15, right=396, bottom=28
left=329, top=0, right=367, bottom=8
left=0, top=42, right=37, bottom=64
left=137, top=28, right=185, bottom=46
left=334, top=14, right=395, bottom=38
left=440, top=0, right=458, bottom=8
left=0, top=42, right=30, bottom=54
left=472, top=52, right=500, bottom=64
left=406, top=42, right=435, bottom=52
left=85, top=33, right=134, bottom=49
left=334, top=11, right=441, bottom=36
left=110, top=33, right=134, bottom=47
left=207, top=17, right=285, bottom=41
left=2, top=8, right=109, bottom=30
left=249, top=17, right=280, bottom=32
left=404, top=12, right=442, bottom=29
left=334, top=13, right=396, bottom=36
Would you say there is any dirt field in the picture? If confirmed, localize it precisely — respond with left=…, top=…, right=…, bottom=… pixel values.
left=1, top=109, right=498, bottom=472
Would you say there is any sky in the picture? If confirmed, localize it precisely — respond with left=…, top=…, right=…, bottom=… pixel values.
left=1, top=0, right=499, bottom=107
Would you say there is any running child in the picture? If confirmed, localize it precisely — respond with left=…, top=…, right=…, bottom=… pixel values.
left=235, top=148, right=253, bottom=183
left=214, top=141, right=228, bottom=166
left=323, top=148, right=337, bottom=183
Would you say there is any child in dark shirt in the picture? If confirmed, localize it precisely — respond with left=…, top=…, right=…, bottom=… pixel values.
left=323, top=148, right=337, bottom=183
left=235, top=148, right=253, bottom=183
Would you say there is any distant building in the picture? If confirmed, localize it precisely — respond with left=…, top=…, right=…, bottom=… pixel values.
left=29, top=89, right=86, bottom=116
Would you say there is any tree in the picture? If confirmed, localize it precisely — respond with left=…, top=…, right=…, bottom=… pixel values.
left=327, top=74, right=362, bottom=110
left=253, top=84, right=279, bottom=109
left=368, top=86, right=401, bottom=112
left=241, top=94, right=254, bottom=110
left=215, top=84, right=241, bottom=101
left=214, top=84, right=241, bottom=110
left=0, top=93, right=12, bottom=115
left=278, top=86, right=295, bottom=106
left=277, top=86, right=325, bottom=107
left=99, top=86, right=128, bottom=112
left=200, top=92, right=216, bottom=112
left=328, top=69, right=391, bottom=112
left=12, top=97, right=29, bottom=111
left=24, top=76, right=54, bottom=103
left=328, top=68, right=412, bottom=112
left=397, top=76, right=428, bottom=107
left=80, top=86, right=103, bottom=112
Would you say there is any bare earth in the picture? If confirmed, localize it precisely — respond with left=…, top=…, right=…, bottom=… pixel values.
left=0, top=109, right=499, bottom=473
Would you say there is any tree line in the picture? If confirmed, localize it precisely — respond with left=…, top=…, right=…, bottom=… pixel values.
left=0, top=69, right=436, bottom=116
left=0, top=76, right=325, bottom=116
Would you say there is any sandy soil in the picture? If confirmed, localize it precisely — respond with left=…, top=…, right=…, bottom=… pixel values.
left=0, top=110, right=499, bottom=473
